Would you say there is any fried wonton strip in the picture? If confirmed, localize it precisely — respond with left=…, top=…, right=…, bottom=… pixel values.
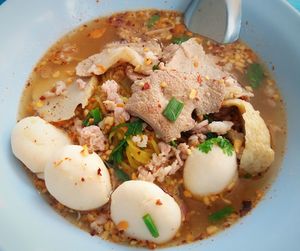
left=223, top=99, right=274, bottom=174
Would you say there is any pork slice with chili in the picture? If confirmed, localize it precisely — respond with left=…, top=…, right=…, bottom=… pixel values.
left=125, top=70, right=225, bottom=142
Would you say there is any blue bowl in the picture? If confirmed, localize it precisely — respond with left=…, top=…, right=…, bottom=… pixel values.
left=0, top=0, right=299, bottom=250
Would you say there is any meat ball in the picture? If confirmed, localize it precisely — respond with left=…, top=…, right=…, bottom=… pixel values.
left=110, top=180, right=182, bottom=244
left=44, top=145, right=111, bottom=210
left=11, top=116, right=71, bottom=173
left=184, top=145, right=237, bottom=197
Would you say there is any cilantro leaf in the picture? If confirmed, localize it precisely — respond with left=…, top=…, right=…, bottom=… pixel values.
left=198, top=136, right=234, bottom=156
left=246, top=63, right=264, bottom=88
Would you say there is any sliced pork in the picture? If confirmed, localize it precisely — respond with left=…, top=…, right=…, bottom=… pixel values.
left=125, top=70, right=225, bottom=142
left=163, top=38, right=253, bottom=100
left=35, top=77, right=96, bottom=122
left=76, top=40, right=162, bottom=77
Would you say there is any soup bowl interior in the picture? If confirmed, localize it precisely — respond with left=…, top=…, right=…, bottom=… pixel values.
left=0, top=0, right=300, bottom=250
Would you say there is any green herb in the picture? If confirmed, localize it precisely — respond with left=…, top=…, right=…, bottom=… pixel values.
left=163, top=97, right=184, bottom=122
left=109, top=139, right=128, bottom=165
left=206, top=132, right=218, bottom=139
left=109, top=119, right=143, bottom=165
left=203, top=114, right=213, bottom=123
left=171, top=35, right=191, bottom=45
left=246, top=63, right=264, bottom=88
left=104, top=160, right=130, bottom=182
left=152, top=64, right=159, bottom=71
left=147, top=14, right=160, bottom=28
left=114, top=168, right=130, bottom=182
left=169, top=140, right=178, bottom=147
left=125, top=119, right=143, bottom=137
left=143, top=214, right=159, bottom=238
left=198, top=136, right=234, bottom=156
left=82, top=107, right=103, bottom=127
left=111, top=119, right=143, bottom=137
left=209, top=206, right=234, bottom=223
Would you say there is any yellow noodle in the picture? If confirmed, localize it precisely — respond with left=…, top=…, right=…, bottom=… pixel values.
left=126, top=139, right=152, bottom=164
left=149, top=137, right=160, bottom=155
left=125, top=147, right=140, bottom=169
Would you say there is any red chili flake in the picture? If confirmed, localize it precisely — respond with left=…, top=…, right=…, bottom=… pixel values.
left=39, top=96, right=46, bottom=101
left=156, top=199, right=163, bottom=206
left=142, top=82, right=150, bottom=90
left=97, top=168, right=102, bottom=176
left=158, top=103, right=162, bottom=108
left=197, top=75, right=202, bottom=84
left=81, top=177, right=85, bottom=182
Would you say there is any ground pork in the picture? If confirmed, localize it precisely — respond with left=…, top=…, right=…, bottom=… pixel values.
left=191, top=119, right=209, bottom=134
left=101, top=80, right=130, bottom=125
left=137, top=142, right=190, bottom=182
left=188, top=133, right=207, bottom=147
left=77, top=125, right=108, bottom=152
left=90, top=214, right=109, bottom=234
left=132, top=135, right=148, bottom=148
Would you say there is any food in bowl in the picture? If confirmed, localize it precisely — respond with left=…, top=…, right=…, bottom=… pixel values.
left=11, top=10, right=286, bottom=248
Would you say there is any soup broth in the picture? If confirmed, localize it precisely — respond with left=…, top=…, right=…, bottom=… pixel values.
left=18, top=10, right=286, bottom=248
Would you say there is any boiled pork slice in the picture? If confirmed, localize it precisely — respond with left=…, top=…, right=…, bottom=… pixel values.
left=76, top=40, right=162, bottom=77
left=35, top=77, right=97, bottom=122
left=125, top=70, right=225, bottom=142
left=163, top=38, right=253, bottom=99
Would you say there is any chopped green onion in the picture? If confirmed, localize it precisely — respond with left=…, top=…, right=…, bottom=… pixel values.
left=163, top=97, right=184, bottom=122
left=82, top=108, right=103, bottom=127
left=198, top=136, right=234, bottom=156
left=208, top=206, right=234, bottom=223
left=171, top=35, right=191, bottom=45
left=147, top=14, right=160, bottom=28
left=109, top=139, right=128, bottom=165
left=246, top=63, right=264, bottom=88
left=152, top=64, right=159, bottom=71
left=143, top=214, right=159, bottom=238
